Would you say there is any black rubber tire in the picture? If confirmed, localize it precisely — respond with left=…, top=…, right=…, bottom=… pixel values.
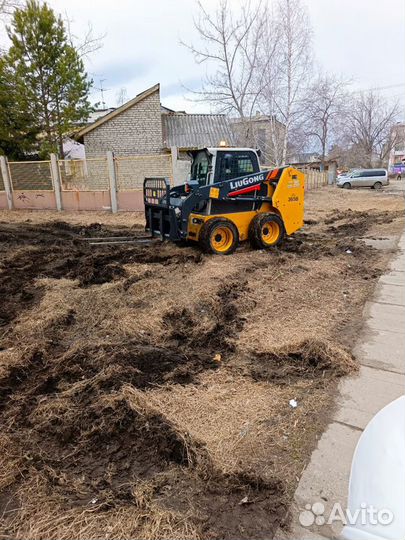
left=249, top=213, right=285, bottom=250
left=373, top=182, right=382, bottom=190
left=199, top=218, right=239, bottom=255
left=343, top=182, right=351, bottom=189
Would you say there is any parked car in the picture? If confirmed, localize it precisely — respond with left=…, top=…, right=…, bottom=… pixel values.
left=336, top=169, right=389, bottom=190
left=337, top=170, right=352, bottom=181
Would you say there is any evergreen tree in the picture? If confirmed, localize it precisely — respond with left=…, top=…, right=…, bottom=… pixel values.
left=0, top=57, right=39, bottom=158
left=4, top=0, right=92, bottom=158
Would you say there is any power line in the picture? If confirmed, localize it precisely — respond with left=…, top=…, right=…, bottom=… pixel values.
left=351, top=83, right=405, bottom=94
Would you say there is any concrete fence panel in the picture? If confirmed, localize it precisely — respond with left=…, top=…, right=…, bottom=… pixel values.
left=0, top=192, right=7, bottom=208
left=115, top=154, right=172, bottom=190
left=58, top=158, right=110, bottom=191
left=0, top=153, right=173, bottom=212
left=116, top=190, right=144, bottom=211
left=61, top=190, right=112, bottom=211
left=13, top=190, right=57, bottom=210
left=8, top=160, right=53, bottom=190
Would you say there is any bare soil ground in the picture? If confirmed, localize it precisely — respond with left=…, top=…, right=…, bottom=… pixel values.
left=0, top=186, right=404, bottom=539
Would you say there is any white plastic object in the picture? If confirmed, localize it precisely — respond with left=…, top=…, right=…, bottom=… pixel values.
left=342, top=395, right=405, bottom=540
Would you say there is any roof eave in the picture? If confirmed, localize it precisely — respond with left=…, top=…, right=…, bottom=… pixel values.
left=74, top=83, right=160, bottom=141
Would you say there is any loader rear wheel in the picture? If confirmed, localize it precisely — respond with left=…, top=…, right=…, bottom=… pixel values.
left=199, top=218, right=239, bottom=255
left=249, top=213, right=285, bottom=249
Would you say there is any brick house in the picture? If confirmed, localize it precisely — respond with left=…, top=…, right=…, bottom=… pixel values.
left=75, top=83, right=235, bottom=185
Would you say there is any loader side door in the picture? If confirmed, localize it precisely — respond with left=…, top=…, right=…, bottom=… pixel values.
left=210, top=151, right=259, bottom=214
left=214, top=150, right=260, bottom=182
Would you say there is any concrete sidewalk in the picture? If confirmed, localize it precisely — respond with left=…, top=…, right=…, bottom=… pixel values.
left=278, top=232, right=405, bottom=540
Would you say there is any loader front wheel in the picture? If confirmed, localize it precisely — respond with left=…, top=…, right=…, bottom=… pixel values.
left=249, top=213, right=285, bottom=249
left=199, top=218, right=239, bottom=255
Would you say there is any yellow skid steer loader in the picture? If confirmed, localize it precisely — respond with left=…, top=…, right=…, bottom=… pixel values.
left=144, top=147, right=305, bottom=255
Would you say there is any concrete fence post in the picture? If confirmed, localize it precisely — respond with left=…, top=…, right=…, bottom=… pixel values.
left=170, top=145, right=178, bottom=186
left=50, top=153, right=62, bottom=211
left=107, top=151, right=118, bottom=213
left=0, top=156, right=13, bottom=210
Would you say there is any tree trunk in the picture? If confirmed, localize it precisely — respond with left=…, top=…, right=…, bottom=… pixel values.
left=281, top=116, right=290, bottom=165
left=56, top=96, right=64, bottom=159
left=58, top=133, right=64, bottom=159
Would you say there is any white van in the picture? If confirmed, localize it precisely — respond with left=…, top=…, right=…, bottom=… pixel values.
left=336, top=169, right=388, bottom=190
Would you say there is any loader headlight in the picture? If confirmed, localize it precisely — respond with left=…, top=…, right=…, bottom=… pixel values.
left=174, top=207, right=181, bottom=216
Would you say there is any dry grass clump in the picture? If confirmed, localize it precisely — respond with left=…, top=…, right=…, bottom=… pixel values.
left=249, top=338, right=358, bottom=383
left=0, top=434, right=23, bottom=493
left=3, top=474, right=199, bottom=540
left=144, top=369, right=331, bottom=487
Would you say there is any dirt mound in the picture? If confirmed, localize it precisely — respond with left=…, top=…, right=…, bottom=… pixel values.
left=283, top=209, right=403, bottom=259
left=0, top=220, right=142, bottom=245
left=161, top=469, right=288, bottom=540
left=0, top=221, right=202, bottom=327
left=324, top=209, right=404, bottom=233
left=249, top=338, right=358, bottom=383
left=54, top=342, right=218, bottom=389
left=0, top=342, right=219, bottom=420
left=25, top=392, right=200, bottom=503
left=163, top=281, right=248, bottom=356
left=1, top=379, right=288, bottom=539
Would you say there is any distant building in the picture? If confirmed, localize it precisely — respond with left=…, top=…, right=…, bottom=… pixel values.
left=388, top=122, right=405, bottom=176
left=231, top=113, right=286, bottom=165
left=87, top=108, right=116, bottom=124
left=62, top=138, right=85, bottom=159
left=287, top=152, right=322, bottom=165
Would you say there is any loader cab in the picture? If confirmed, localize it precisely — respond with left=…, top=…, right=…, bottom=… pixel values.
left=189, top=147, right=261, bottom=187
left=189, top=149, right=213, bottom=187
left=214, top=149, right=260, bottom=182
left=188, top=148, right=262, bottom=216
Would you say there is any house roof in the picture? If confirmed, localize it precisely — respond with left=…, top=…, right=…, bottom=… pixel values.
left=87, top=107, right=116, bottom=123
left=162, top=113, right=236, bottom=149
left=75, top=83, right=160, bottom=140
left=230, top=114, right=285, bottom=128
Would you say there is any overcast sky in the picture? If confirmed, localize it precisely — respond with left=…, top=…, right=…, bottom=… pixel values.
left=5, top=0, right=405, bottom=117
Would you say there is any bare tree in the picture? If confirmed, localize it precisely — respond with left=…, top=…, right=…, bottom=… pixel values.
left=116, top=87, right=128, bottom=106
left=267, top=0, right=312, bottom=164
left=0, top=0, right=21, bottom=45
left=346, top=90, right=399, bottom=167
left=64, top=15, right=105, bottom=59
left=252, top=10, right=285, bottom=165
left=181, top=1, right=269, bottom=127
left=0, top=0, right=20, bottom=18
left=183, top=0, right=312, bottom=160
left=303, top=73, right=349, bottom=167
left=2, top=5, right=104, bottom=59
